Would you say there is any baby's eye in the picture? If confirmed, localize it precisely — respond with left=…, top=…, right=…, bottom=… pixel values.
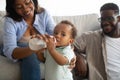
left=61, top=33, right=66, bottom=36
left=54, top=32, right=58, bottom=35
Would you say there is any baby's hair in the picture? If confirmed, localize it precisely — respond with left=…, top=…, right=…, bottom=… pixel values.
left=59, top=20, right=77, bottom=39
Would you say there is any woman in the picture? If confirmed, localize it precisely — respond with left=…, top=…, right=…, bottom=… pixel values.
left=3, top=0, right=55, bottom=80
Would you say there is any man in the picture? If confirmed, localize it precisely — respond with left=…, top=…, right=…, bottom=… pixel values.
left=74, top=3, right=120, bottom=80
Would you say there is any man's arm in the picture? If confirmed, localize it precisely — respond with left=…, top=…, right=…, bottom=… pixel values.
left=73, top=34, right=88, bottom=78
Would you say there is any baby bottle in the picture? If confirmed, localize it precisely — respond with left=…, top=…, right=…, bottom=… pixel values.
left=29, top=38, right=46, bottom=51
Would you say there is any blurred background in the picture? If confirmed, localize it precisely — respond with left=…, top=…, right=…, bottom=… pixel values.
left=0, top=0, right=120, bottom=16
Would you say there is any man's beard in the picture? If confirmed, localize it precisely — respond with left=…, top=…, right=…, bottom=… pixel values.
left=103, top=25, right=116, bottom=36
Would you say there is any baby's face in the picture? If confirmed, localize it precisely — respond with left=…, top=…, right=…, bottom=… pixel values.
left=53, top=23, right=73, bottom=47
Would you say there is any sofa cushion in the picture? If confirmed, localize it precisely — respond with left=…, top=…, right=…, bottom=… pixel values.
left=0, top=55, right=21, bottom=80
left=53, top=14, right=100, bottom=37
left=0, top=55, right=45, bottom=80
left=0, top=11, right=4, bottom=55
left=0, top=16, right=4, bottom=45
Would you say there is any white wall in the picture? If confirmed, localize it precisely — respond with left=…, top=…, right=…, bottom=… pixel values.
left=39, top=0, right=120, bottom=16
left=0, top=0, right=120, bottom=16
left=0, top=0, right=5, bottom=11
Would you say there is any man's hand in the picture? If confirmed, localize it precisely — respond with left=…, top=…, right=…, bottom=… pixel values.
left=74, top=54, right=87, bottom=78
left=68, top=56, right=76, bottom=69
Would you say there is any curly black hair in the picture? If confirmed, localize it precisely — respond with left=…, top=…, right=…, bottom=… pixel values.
left=6, top=0, right=44, bottom=21
left=100, top=3, right=119, bottom=14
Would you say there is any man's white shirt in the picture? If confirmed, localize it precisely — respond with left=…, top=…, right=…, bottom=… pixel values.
left=105, top=36, right=120, bottom=80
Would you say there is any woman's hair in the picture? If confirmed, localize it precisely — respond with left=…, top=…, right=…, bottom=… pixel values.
left=6, top=0, right=44, bottom=21
left=59, top=20, right=77, bottom=39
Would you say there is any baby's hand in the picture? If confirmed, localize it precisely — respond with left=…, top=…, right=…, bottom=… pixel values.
left=45, top=35, right=56, bottom=50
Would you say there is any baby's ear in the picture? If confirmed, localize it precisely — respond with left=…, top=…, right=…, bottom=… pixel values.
left=70, top=39, right=74, bottom=44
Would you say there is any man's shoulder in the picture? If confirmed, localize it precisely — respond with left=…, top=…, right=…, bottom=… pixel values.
left=81, top=29, right=102, bottom=36
left=76, top=29, right=103, bottom=41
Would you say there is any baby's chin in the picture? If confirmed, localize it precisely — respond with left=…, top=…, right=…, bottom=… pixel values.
left=56, top=43, right=63, bottom=47
left=56, top=44, right=68, bottom=47
left=56, top=44, right=61, bottom=47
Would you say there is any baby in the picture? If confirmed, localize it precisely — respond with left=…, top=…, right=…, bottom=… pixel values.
left=37, top=20, right=77, bottom=80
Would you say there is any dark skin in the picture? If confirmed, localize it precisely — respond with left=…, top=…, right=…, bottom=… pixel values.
left=75, top=9, right=120, bottom=77
left=12, top=0, right=38, bottom=59
left=100, top=10, right=120, bottom=38
left=117, top=16, right=120, bottom=22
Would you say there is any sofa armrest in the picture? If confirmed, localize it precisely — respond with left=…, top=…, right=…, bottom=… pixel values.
left=0, top=55, right=45, bottom=80
left=0, top=55, right=21, bottom=80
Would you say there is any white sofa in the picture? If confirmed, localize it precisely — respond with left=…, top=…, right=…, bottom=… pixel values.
left=0, top=11, right=100, bottom=80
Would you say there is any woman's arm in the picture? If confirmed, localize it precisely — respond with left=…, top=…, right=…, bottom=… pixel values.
left=73, top=34, right=88, bottom=78
left=12, top=47, right=33, bottom=59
